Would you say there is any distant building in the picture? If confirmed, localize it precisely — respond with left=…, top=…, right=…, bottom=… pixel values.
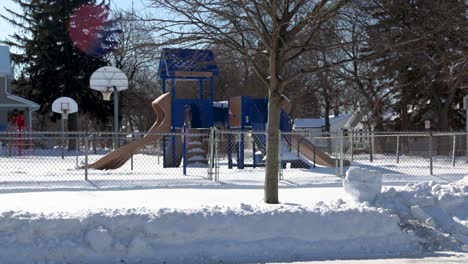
left=293, top=111, right=364, bottom=151
left=293, top=111, right=363, bottom=133
left=0, top=46, right=39, bottom=131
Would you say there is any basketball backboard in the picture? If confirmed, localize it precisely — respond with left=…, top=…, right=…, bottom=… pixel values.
left=52, top=97, right=78, bottom=119
left=90, top=66, right=128, bottom=91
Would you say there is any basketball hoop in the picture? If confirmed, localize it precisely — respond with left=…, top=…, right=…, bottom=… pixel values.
left=102, top=88, right=113, bottom=101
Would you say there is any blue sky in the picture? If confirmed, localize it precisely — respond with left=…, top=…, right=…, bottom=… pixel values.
left=0, top=0, right=147, bottom=42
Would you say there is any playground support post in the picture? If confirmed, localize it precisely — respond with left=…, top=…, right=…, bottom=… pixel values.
left=162, top=136, right=167, bottom=167
left=227, top=133, right=233, bottom=169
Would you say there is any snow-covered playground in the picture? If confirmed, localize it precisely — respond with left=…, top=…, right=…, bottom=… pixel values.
left=1, top=149, right=468, bottom=263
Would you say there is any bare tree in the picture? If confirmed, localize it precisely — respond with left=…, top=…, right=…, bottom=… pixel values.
left=108, top=9, right=161, bottom=133
left=142, top=0, right=352, bottom=203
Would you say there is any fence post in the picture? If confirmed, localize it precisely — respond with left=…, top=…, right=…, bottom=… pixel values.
left=313, top=144, right=316, bottom=168
left=182, top=126, right=187, bottom=176
left=84, top=134, right=89, bottom=181
left=339, top=129, right=344, bottom=178
left=61, top=119, right=65, bottom=160
left=334, top=132, right=341, bottom=177
left=215, top=128, right=219, bottom=181
left=370, top=130, right=374, bottom=163
left=452, top=135, right=456, bottom=167
left=278, top=130, right=283, bottom=181
left=208, top=127, right=215, bottom=181
left=350, top=129, right=354, bottom=162
left=75, top=133, right=80, bottom=168
left=429, top=132, right=433, bottom=175
left=396, top=135, right=400, bottom=164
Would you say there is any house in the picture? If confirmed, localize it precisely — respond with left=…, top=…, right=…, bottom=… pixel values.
left=0, top=46, right=39, bottom=131
left=293, top=111, right=363, bottom=134
left=293, top=111, right=364, bottom=151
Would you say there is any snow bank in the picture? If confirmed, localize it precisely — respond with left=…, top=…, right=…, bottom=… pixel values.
left=0, top=203, right=417, bottom=263
left=343, top=167, right=382, bottom=203
left=376, top=177, right=468, bottom=250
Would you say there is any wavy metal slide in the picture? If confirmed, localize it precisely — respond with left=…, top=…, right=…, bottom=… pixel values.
left=86, top=92, right=172, bottom=170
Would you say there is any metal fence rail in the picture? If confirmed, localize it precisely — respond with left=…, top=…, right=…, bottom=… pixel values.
left=0, top=130, right=467, bottom=191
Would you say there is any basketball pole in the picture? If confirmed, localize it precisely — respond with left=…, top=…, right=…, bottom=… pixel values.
left=61, top=113, right=65, bottom=160
left=113, top=85, right=119, bottom=149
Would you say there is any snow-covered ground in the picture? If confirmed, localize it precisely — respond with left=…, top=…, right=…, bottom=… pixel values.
left=0, top=187, right=420, bottom=263
left=0, top=150, right=466, bottom=192
left=1, top=150, right=468, bottom=263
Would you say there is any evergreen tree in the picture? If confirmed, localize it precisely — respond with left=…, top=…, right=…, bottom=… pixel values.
left=2, top=0, right=120, bottom=129
left=366, top=0, right=468, bottom=131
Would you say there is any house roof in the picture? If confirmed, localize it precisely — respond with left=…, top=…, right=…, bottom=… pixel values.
left=0, top=46, right=12, bottom=76
left=294, top=114, right=353, bottom=129
left=0, top=45, right=39, bottom=111
left=0, top=94, right=40, bottom=110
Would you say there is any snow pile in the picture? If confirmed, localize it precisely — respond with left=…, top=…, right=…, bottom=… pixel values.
left=0, top=203, right=418, bottom=263
left=343, top=167, right=382, bottom=203
left=376, top=177, right=468, bottom=251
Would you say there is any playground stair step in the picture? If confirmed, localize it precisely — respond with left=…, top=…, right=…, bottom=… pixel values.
left=185, top=131, right=208, bottom=165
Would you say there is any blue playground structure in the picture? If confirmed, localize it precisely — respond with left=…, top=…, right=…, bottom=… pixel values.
left=158, top=48, right=319, bottom=175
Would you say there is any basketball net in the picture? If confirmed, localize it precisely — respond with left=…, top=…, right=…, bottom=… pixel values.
left=102, top=88, right=113, bottom=101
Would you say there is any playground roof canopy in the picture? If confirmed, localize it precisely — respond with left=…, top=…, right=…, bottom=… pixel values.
left=158, top=48, right=218, bottom=80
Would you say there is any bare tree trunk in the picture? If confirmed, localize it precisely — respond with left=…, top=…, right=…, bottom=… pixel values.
left=373, top=104, right=385, bottom=153
left=265, top=90, right=281, bottom=204
left=400, top=92, right=410, bottom=154
left=437, top=105, right=451, bottom=155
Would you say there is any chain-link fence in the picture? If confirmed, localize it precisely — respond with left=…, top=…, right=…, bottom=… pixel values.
left=346, top=131, right=468, bottom=182
left=1, top=130, right=467, bottom=191
left=0, top=131, right=213, bottom=191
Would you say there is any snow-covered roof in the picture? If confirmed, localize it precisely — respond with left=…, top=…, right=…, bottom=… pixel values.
left=2, top=94, right=40, bottom=110
left=213, top=101, right=228, bottom=108
left=294, top=114, right=352, bottom=128
left=0, top=46, right=12, bottom=76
